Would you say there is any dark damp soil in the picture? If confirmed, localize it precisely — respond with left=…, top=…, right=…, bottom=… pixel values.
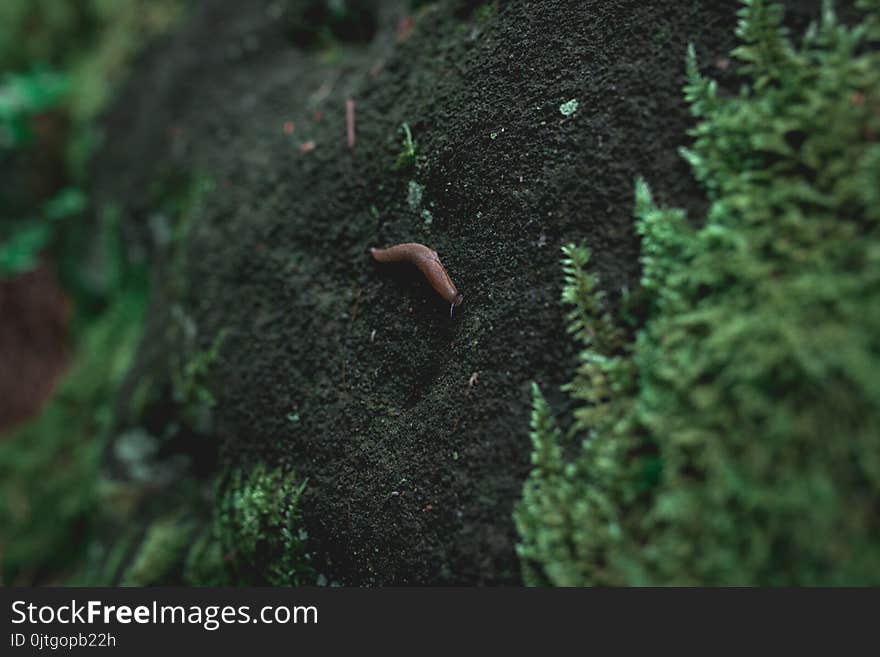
left=91, top=0, right=832, bottom=584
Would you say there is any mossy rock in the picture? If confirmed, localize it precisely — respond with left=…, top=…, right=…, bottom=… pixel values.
left=87, top=0, right=868, bottom=584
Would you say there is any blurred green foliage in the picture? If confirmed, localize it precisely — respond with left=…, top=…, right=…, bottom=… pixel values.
left=0, top=0, right=182, bottom=119
left=56, top=170, right=231, bottom=587
left=122, top=513, right=196, bottom=586
left=0, top=66, right=73, bottom=278
left=170, top=326, right=228, bottom=432
left=0, top=0, right=184, bottom=281
left=0, top=187, right=85, bottom=276
left=0, top=0, right=184, bottom=584
left=0, top=70, right=68, bottom=149
left=286, top=0, right=378, bottom=48
left=0, top=285, right=146, bottom=584
left=516, top=0, right=880, bottom=585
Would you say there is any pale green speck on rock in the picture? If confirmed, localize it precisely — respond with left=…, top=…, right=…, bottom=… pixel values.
left=407, top=180, right=425, bottom=211
left=559, top=99, right=578, bottom=116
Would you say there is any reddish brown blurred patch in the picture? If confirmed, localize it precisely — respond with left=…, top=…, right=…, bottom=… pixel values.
left=397, top=15, right=413, bottom=43
left=0, top=264, right=71, bottom=433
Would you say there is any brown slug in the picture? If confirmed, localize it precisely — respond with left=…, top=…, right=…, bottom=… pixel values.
left=371, top=243, right=464, bottom=318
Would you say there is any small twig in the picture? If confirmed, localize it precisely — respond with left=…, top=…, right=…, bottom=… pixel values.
left=346, top=98, right=356, bottom=149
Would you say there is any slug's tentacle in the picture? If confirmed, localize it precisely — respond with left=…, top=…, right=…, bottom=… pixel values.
left=371, top=242, right=464, bottom=317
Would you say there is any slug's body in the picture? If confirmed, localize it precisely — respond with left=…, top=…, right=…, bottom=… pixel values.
left=371, top=242, right=464, bottom=317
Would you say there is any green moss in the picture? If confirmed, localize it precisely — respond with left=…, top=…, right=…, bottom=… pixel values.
left=473, top=2, right=500, bottom=23
left=85, top=529, right=137, bottom=586
left=170, top=326, right=227, bottom=432
left=140, top=172, right=224, bottom=432
left=213, top=465, right=314, bottom=586
left=393, top=122, right=417, bottom=171
left=122, top=514, right=194, bottom=586
left=182, top=529, right=230, bottom=586
left=516, top=0, right=880, bottom=586
left=148, top=171, right=214, bottom=292
left=181, top=465, right=314, bottom=586
left=127, top=377, right=156, bottom=422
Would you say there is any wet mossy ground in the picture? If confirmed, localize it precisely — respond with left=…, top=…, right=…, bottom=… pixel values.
left=89, top=0, right=837, bottom=584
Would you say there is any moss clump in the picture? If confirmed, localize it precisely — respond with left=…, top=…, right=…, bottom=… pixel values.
left=214, top=465, right=313, bottom=586
left=122, top=514, right=195, bottom=586
left=515, top=0, right=880, bottom=586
